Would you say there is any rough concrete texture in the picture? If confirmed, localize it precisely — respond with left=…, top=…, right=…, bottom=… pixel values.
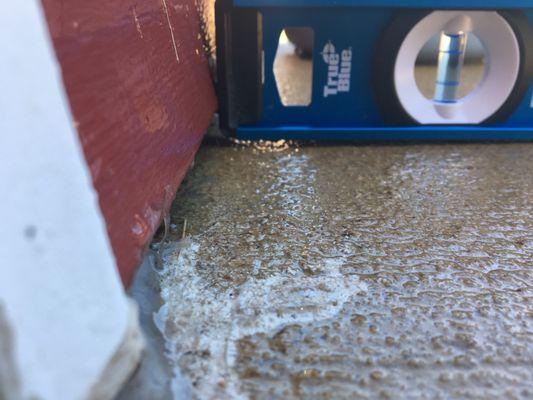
left=149, top=142, right=533, bottom=399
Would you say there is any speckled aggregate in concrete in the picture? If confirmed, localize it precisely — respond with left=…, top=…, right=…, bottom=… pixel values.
left=155, top=142, right=533, bottom=399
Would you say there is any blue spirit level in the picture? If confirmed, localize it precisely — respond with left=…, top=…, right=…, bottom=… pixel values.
left=216, top=0, right=533, bottom=141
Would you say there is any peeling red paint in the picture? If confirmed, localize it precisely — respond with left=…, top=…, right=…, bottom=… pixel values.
left=41, top=0, right=217, bottom=286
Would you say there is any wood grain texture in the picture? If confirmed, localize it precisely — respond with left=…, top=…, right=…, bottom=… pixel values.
left=41, top=0, right=217, bottom=286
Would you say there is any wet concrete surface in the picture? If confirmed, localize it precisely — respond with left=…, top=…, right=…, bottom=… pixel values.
left=147, top=141, right=533, bottom=399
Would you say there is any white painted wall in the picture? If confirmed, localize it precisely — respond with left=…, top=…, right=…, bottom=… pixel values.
left=0, top=2, right=142, bottom=400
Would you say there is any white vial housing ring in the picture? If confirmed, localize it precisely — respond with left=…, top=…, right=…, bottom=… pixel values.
left=373, top=10, right=533, bottom=126
left=395, top=11, right=520, bottom=125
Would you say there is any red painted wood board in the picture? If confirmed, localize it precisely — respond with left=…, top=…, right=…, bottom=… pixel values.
left=41, top=0, right=217, bottom=286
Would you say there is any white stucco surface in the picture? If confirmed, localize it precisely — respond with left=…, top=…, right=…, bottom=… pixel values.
left=0, top=2, right=137, bottom=399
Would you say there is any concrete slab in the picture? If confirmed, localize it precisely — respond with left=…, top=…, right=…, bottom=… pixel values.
left=146, top=141, right=533, bottom=399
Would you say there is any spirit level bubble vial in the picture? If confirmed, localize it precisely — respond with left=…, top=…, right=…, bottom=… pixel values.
left=216, top=0, right=533, bottom=141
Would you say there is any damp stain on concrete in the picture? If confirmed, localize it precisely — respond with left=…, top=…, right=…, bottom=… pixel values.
left=155, top=142, right=533, bottom=399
